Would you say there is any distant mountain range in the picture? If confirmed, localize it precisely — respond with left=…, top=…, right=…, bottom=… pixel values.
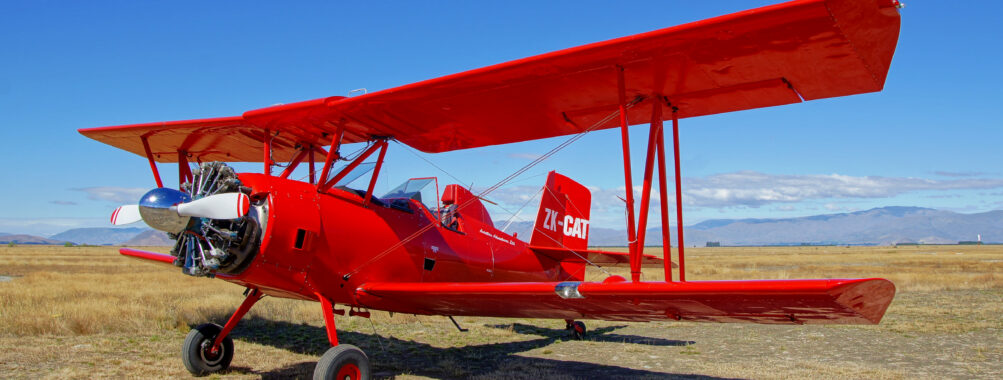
left=51, top=227, right=147, bottom=246
left=4, top=206, right=1001, bottom=247
left=0, top=234, right=69, bottom=245
left=504, top=206, right=1002, bottom=246
left=2, top=227, right=172, bottom=246
left=121, top=230, right=174, bottom=246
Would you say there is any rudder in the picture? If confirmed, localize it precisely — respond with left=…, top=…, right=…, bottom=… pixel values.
left=530, top=171, right=591, bottom=251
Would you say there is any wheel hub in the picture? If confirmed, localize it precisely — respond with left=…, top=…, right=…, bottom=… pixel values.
left=335, top=363, right=361, bottom=380
left=199, top=339, right=225, bottom=365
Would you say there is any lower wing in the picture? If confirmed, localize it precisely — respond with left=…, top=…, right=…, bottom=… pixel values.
left=121, top=248, right=176, bottom=266
left=356, top=278, right=894, bottom=324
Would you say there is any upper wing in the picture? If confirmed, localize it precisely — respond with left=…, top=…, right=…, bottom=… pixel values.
left=356, top=278, right=895, bottom=324
left=79, top=116, right=274, bottom=163
left=80, top=0, right=900, bottom=159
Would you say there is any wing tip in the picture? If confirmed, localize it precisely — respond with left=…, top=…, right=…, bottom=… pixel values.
left=829, top=278, right=896, bottom=324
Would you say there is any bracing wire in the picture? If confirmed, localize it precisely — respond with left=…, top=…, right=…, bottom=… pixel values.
left=395, top=141, right=467, bottom=186
left=500, top=186, right=544, bottom=233
left=292, top=141, right=375, bottom=183
left=396, top=140, right=532, bottom=218
left=537, top=184, right=612, bottom=277
left=345, top=97, right=644, bottom=277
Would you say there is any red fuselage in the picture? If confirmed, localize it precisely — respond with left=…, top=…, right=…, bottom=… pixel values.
left=217, top=173, right=578, bottom=308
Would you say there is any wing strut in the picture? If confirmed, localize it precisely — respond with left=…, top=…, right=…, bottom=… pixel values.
left=308, top=145, right=316, bottom=184
left=616, top=66, right=639, bottom=280
left=263, top=129, right=272, bottom=175
left=279, top=146, right=309, bottom=179
left=671, top=108, right=686, bottom=280
left=363, top=141, right=389, bottom=206
left=632, top=99, right=661, bottom=281
left=318, top=128, right=346, bottom=189
left=178, top=150, right=193, bottom=186
left=655, top=110, right=672, bottom=281
left=631, top=96, right=680, bottom=282
left=141, top=135, right=164, bottom=188
left=623, top=96, right=686, bottom=283
left=319, top=139, right=388, bottom=193
left=343, top=101, right=640, bottom=279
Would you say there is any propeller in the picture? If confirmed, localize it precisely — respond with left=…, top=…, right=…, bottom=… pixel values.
left=176, top=192, right=251, bottom=220
left=109, top=189, right=251, bottom=233
left=110, top=205, right=142, bottom=225
left=110, top=162, right=257, bottom=278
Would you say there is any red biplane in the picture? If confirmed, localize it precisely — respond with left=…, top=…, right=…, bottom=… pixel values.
left=80, top=0, right=902, bottom=378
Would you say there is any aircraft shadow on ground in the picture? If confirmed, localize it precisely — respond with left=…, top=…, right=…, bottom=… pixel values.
left=486, top=323, right=696, bottom=347
left=218, top=316, right=717, bottom=379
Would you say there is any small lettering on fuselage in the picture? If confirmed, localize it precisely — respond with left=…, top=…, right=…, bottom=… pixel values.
left=541, top=208, right=589, bottom=240
left=479, top=229, right=516, bottom=246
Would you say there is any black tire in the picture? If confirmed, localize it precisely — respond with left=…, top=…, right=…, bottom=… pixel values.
left=182, top=323, right=234, bottom=376
left=313, top=344, right=371, bottom=380
left=571, top=321, right=587, bottom=340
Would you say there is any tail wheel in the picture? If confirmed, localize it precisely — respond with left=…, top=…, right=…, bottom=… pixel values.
left=570, top=321, right=587, bottom=340
left=182, top=323, right=234, bottom=376
left=314, top=344, right=371, bottom=380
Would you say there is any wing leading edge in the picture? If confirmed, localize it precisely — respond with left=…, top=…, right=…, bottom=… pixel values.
left=120, top=248, right=176, bottom=267
left=356, top=278, right=895, bottom=324
left=80, top=0, right=900, bottom=159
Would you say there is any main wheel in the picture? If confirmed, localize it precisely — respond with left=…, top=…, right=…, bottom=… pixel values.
left=570, top=321, right=587, bottom=340
left=182, top=323, right=234, bottom=376
left=314, top=344, right=371, bottom=380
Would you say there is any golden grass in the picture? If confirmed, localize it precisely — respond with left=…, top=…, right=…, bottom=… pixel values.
left=0, top=246, right=311, bottom=336
left=596, top=244, right=1003, bottom=292
left=1, top=245, right=1001, bottom=337
left=1, top=245, right=1000, bottom=379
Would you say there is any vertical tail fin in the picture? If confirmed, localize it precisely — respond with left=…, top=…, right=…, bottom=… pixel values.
left=530, top=171, right=591, bottom=251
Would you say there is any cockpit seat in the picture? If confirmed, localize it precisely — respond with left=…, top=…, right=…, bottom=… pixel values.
left=440, top=185, right=494, bottom=230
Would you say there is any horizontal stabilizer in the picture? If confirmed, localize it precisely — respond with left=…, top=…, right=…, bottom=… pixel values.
left=529, top=246, right=671, bottom=268
left=357, top=278, right=895, bottom=325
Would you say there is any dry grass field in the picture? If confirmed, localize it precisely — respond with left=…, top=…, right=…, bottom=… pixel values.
left=1, top=244, right=1000, bottom=379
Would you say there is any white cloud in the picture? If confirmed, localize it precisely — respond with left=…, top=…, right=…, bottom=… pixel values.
left=680, top=171, right=1003, bottom=208
left=477, top=171, right=1003, bottom=228
left=73, top=187, right=148, bottom=204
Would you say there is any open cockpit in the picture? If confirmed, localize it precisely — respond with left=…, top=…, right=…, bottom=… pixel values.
left=329, top=164, right=488, bottom=233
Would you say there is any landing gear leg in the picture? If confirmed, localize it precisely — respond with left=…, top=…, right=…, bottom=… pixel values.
left=565, top=319, right=587, bottom=340
left=313, top=294, right=372, bottom=380
left=183, top=288, right=262, bottom=376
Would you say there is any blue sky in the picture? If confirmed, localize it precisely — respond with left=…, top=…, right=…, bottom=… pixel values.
left=1, top=1, right=1001, bottom=236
